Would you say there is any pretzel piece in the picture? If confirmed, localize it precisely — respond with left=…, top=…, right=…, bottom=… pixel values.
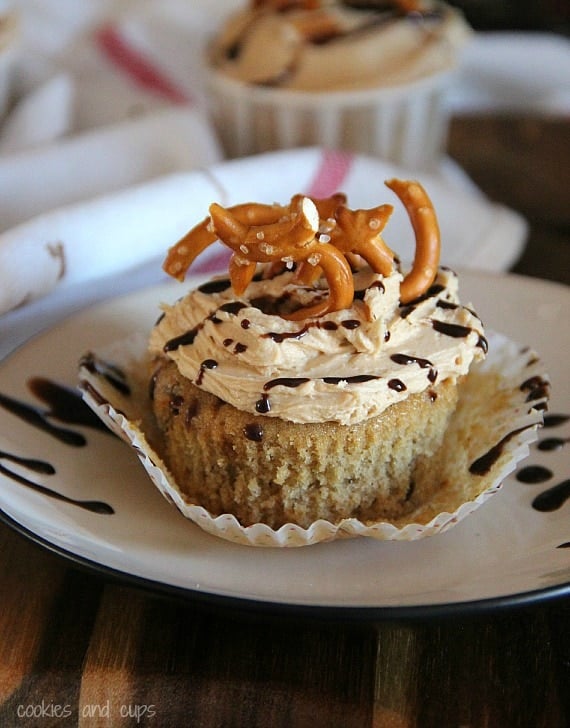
left=229, top=257, right=258, bottom=296
left=209, top=196, right=319, bottom=260
left=163, top=201, right=288, bottom=281
left=284, top=243, right=354, bottom=320
left=162, top=179, right=441, bottom=318
left=384, top=179, right=440, bottom=304
left=334, top=204, right=395, bottom=276
left=209, top=196, right=355, bottom=320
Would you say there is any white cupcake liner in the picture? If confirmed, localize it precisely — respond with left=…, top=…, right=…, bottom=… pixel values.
left=78, top=331, right=549, bottom=548
left=206, top=66, right=453, bottom=172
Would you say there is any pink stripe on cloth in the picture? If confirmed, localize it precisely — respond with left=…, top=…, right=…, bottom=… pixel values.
left=305, top=149, right=354, bottom=199
left=95, top=23, right=192, bottom=105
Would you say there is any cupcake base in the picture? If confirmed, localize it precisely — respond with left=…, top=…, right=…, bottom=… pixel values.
left=151, top=360, right=459, bottom=529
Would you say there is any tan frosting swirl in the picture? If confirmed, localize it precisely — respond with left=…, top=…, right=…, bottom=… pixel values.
left=149, top=266, right=486, bottom=425
left=209, top=1, right=471, bottom=91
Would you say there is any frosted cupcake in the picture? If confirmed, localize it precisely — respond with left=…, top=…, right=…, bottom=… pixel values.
left=206, top=0, right=472, bottom=170
left=79, top=179, right=549, bottom=546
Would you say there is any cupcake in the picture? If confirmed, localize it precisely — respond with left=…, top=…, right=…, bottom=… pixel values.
left=79, top=179, right=549, bottom=546
left=206, top=0, right=472, bottom=170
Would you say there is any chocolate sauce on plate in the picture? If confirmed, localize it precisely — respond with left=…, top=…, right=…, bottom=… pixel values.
left=0, top=376, right=116, bottom=514
left=469, top=425, right=532, bottom=476
left=537, top=437, right=569, bottom=452
left=516, top=465, right=553, bottom=484
left=0, top=383, right=93, bottom=446
left=532, top=480, right=570, bottom=513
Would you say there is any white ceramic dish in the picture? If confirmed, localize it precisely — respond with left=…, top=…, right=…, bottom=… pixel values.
left=207, top=66, right=453, bottom=171
left=0, top=271, right=568, bottom=617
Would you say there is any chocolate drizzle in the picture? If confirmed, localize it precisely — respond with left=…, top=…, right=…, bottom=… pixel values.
left=390, top=353, right=431, bottom=369
left=0, top=450, right=55, bottom=475
left=31, top=376, right=111, bottom=432
left=264, top=377, right=310, bottom=391
left=244, top=423, right=264, bottom=442
left=78, top=354, right=130, bottom=396
left=513, top=410, right=570, bottom=538
left=390, top=353, right=437, bottom=384
left=264, top=329, right=308, bottom=343
left=263, top=318, right=339, bottom=343
left=164, top=327, right=200, bottom=352
left=431, top=320, right=471, bottom=339
left=408, top=284, right=446, bottom=306
left=532, top=480, right=570, bottom=513
left=399, top=284, right=446, bottom=317
left=196, top=359, right=218, bottom=386
left=198, top=278, right=232, bottom=294
left=322, top=374, right=378, bottom=385
left=169, top=394, right=184, bottom=416
left=255, top=393, right=271, bottom=414
left=0, top=385, right=93, bottom=446
left=544, top=414, right=570, bottom=428
left=354, top=280, right=385, bottom=300
left=469, top=425, right=532, bottom=476
left=0, top=378, right=115, bottom=514
left=0, top=458, right=114, bottom=514
left=431, top=319, right=488, bottom=354
left=163, top=302, right=245, bottom=352
left=219, top=301, right=248, bottom=316
left=257, top=371, right=386, bottom=412
left=516, top=465, right=553, bottom=484
left=163, top=292, right=348, bottom=352
left=262, top=373, right=379, bottom=396
left=436, top=300, right=459, bottom=311
left=537, top=437, right=568, bottom=452
left=520, top=375, right=550, bottom=403
left=341, top=319, right=361, bottom=330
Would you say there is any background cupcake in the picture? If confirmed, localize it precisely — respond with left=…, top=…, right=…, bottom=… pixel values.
left=206, top=0, right=472, bottom=171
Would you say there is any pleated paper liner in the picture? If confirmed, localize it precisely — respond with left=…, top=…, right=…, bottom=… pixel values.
left=78, top=331, right=549, bottom=547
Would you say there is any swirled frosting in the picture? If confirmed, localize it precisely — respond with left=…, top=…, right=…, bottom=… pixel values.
left=209, top=1, right=471, bottom=91
left=149, top=266, right=487, bottom=425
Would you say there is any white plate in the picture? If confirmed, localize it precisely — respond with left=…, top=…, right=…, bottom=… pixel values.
left=0, top=271, right=569, bottom=618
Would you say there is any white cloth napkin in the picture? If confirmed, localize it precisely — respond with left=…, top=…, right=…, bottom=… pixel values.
left=0, top=1, right=230, bottom=317
left=447, top=32, right=570, bottom=115
left=0, top=107, right=222, bottom=233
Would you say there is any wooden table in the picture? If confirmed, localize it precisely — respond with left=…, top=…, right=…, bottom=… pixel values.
left=0, top=115, right=569, bottom=727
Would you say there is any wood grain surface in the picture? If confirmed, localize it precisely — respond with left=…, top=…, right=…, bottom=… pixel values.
left=1, top=114, right=569, bottom=727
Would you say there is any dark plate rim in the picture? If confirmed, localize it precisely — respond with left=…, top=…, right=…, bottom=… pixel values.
left=2, top=505, right=569, bottom=622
